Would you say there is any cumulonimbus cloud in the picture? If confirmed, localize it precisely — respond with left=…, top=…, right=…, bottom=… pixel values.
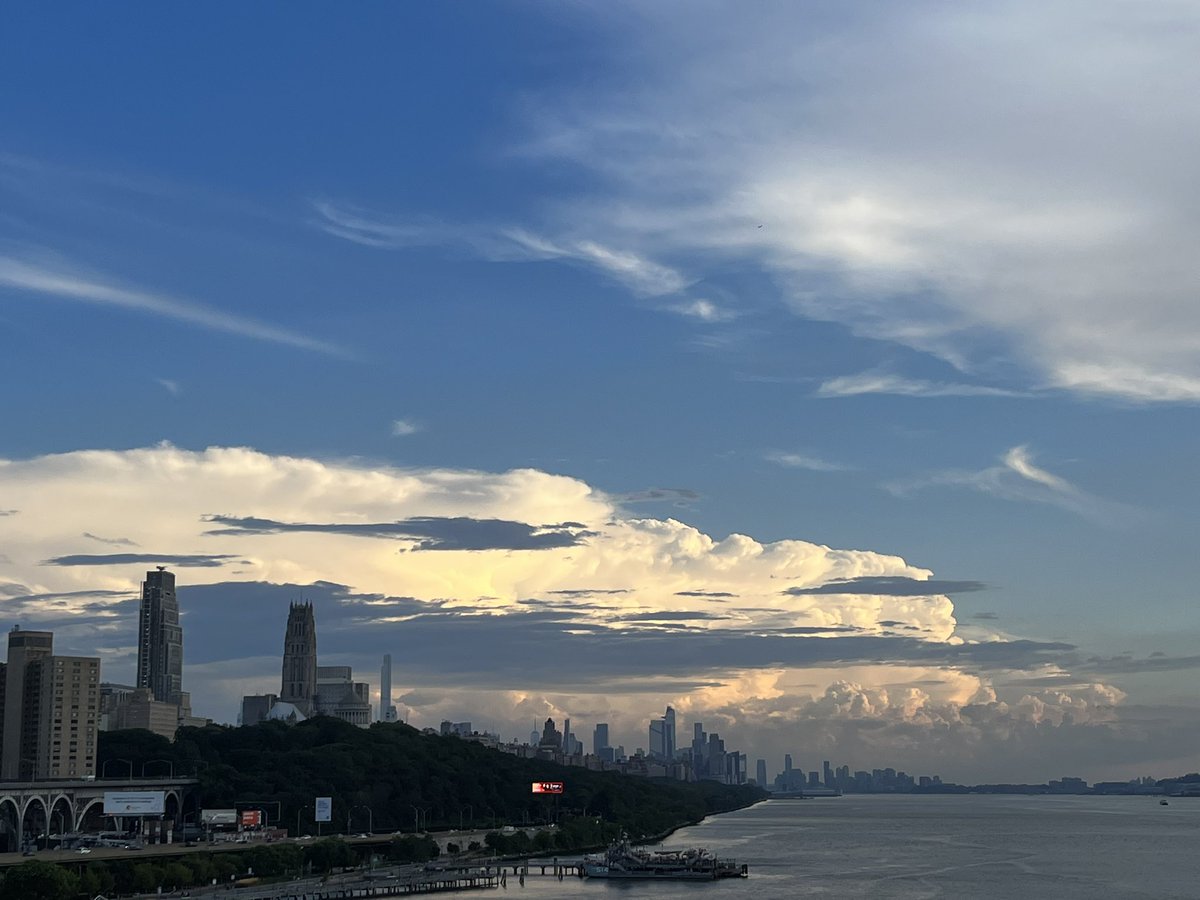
left=0, top=444, right=1148, bottom=777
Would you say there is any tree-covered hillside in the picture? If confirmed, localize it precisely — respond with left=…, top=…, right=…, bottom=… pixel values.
left=99, top=719, right=763, bottom=838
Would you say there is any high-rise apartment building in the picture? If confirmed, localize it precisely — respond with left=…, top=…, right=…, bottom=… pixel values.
left=0, top=628, right=100, bottom=780
left=137, top=568, right=183, bottom=705
left=280, top=602, right=317, bottom=716
left=663, top=706, right=676, bottom=760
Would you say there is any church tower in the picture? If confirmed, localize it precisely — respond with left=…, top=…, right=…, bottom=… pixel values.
left=280, top=602, right=317, bottom=716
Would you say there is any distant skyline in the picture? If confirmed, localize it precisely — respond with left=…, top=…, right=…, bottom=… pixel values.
left=2, top=2, right=1199, bottom=783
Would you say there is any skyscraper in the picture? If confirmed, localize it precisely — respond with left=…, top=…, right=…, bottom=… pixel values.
left=756, top=758, right=768, bottom=787
left=136, top=568, right=183, bottom=705
left=648, top=718, right=664, bottom=757
left=379, top=653, right=397, bottom=722
left=593, top=723, right=610, bottom=755
left=664, top=705, right=676, bottom=760
left=280, top=602, right=317, bottom=716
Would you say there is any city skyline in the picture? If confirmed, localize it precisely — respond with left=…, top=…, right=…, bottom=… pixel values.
left=2, top=3, right=1200, bottom=784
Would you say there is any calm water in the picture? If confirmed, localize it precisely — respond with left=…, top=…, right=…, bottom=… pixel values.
left=506, top=795, right=1200, bottom=898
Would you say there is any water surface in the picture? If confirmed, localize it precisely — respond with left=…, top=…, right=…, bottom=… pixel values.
left=507, top=795, right=1199, bottom=898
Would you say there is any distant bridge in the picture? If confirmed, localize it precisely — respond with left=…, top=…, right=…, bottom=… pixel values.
left=0, top=776, right=199, bottom=851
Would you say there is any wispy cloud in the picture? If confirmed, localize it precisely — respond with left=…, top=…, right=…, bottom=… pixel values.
left=765, top=450, right=848, bottom=472
left=156, top=378, right=181, bottom=396
left=816, top=372, right=1024, bottom=399
left=888, top=445, right=1135, bottom=525
left=391, top=418, right=422, bottom=437
left=513, top=3, right=1200, bottom=403
left=0, top=252, right=348, bottom=357
left=312, top=201, right=724, bottom=317
left=668, top=298, right=736, bottom=322
left=82, top=532, right=139, bottom=547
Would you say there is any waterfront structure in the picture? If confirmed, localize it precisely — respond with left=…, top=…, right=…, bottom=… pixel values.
left=279, top=602, right=317, bottom=716
left=0, top=627, right=100, bottom=780
left=137, top=567, right=184, bottom=706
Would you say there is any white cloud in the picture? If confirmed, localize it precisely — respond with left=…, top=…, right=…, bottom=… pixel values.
left=390, top=419, right=421, bottom=437
left=765, top=451, right=847, bottom=472
left=816, top=373, right=1023, bottom=399
left=888, top=444, right=1135, bottom=525
left=668, top=298, right=736, bottom=322
left=156, top=378, right=181, bottom=396
left=0, top=444, right=1145, bottom=775
left=312, top=201, right=713, bottom=312
left=0, top=252, right=346, bottom=357
left=515, top=2, right=1200, bottom=402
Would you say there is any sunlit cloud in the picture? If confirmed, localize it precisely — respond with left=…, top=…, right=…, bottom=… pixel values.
left=0, top=444, right=1149, bottom=776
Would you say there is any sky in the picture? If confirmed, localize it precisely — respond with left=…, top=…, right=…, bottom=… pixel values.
left=1, top=1, right=1198, bottom=784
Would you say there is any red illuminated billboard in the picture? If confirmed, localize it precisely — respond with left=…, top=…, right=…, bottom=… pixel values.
left=531, top=781, right=564, bottom=794
left=240, top=810, right=262, bottom=827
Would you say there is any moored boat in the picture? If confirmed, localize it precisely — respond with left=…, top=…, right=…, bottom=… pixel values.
left=583, top=835, right=748, bottom=880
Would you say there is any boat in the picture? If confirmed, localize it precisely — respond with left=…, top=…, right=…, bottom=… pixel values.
left=1160, top=799, right=1169, bottom=806
left=583, top=835, right=747, bottom=880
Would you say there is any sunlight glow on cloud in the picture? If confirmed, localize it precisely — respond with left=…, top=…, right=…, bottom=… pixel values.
left=0, top=443, right=1133, bottom=776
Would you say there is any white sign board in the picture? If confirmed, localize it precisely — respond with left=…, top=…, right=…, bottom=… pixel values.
left=201, top=809, right=238, bottom=826
left=315, top=797, right=332, bottom=823
left=103, top=791, right=166, bottom=815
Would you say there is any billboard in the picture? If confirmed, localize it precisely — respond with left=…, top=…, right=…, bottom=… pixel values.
left=531, top=782, right=564, bottom=794
left=315, top=797, right=332, bottom=823
left=201, top=809, right=238, bottom=826
left=240, top=810, right=262, bottom=827
left=103, top=791, right=166, bottom=815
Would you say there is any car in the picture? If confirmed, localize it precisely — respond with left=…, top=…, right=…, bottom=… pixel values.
left=76, top=847, right=92, bottom=854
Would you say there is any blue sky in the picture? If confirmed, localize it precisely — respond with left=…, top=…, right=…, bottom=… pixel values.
left=2, top=2, right=1198, bottom=781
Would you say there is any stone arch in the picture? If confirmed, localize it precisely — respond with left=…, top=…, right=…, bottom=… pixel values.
left=165, top=789, right=181, bottom=823
left=48, top=794, right=74, bottom=844
left=20, top=795, right=48, bottom=849
left=76, top=797, right=106, bottom=833
left=0, top=796, right=20, bottom=852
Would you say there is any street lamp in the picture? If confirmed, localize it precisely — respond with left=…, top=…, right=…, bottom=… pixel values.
left=459, top=804, right=473, bottom=830
left=142, top=758, right=174, bottom=778
left=102, top=758, right=133, bottom=780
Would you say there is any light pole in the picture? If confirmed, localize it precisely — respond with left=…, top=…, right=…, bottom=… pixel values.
left=102, top=758, right=133, bottom=780
left=409, top=805, right=420, bottom=833
left=142, top=758, right=174, bottom=778
left=459, top=804, right=473, bottom=830
left=348, top=805, right=373, bottom=835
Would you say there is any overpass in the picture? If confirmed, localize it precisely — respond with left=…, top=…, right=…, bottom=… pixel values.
left=0, top=776, right=199, bottom=851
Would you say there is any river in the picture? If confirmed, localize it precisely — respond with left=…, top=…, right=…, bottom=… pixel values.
left=505, top=794, right=1199, bottom=898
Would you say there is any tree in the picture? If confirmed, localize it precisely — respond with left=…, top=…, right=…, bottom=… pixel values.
left=0, top=860, right=80, bottom=900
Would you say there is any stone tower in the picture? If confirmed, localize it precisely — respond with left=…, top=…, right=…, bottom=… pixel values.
left=280, top=602, right=317, bottom=716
